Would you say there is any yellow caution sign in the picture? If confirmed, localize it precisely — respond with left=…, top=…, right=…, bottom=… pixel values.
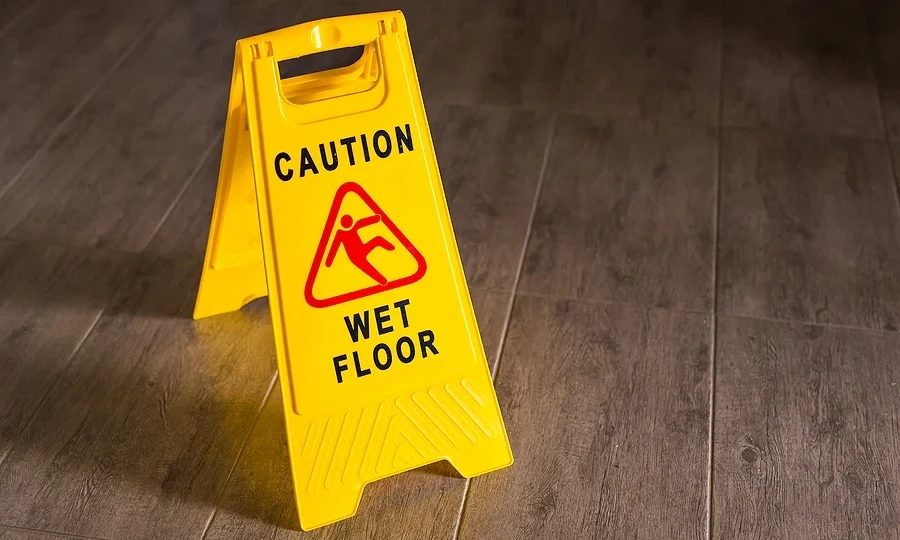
left=193, top=12, right=513, bottom=530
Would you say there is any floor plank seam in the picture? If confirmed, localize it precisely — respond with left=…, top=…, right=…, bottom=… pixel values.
left=0, top=309, right=105, bottom=471
left=429, top=106, right=890, bottom=142
left=197, top=371, right=280, bottom=540
left=0, top=0, right=174, bottom=206
left=449, top=468, right=473, bottom=540
left=425, top=98, right=721, bottom=132
left=722, top=311, right=900, bottom=336
left=141, top=137, right=221, bottom=252
left=719, top=123, right=886, bottom=142
left=0, top=234, right=125, bottom=256
left=469, top=286, right=514, bottom=296
left=0, top=0, right=45, bottom=43
left=512, top=292, right=900, bottom=336
left=0, top=233, right=142, bottom=256
left=707, top=316, right=718, bottom=540
left=451, top=112, right=559, bottom=540
left=0, top=523, right=107, bottom=540
left=490, top=113, right=559, bottom=381
left=513, top=290, right=711, bottom=317
left=707, top=23, right=726, bottom=540
left=0, top=234, right=161, bottom=263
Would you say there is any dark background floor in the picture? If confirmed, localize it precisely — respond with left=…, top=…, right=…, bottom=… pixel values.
left=1, top=0, right=900, bottom=538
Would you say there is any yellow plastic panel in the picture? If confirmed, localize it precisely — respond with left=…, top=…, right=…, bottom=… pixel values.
left=194, top=12, right=513, bottom=531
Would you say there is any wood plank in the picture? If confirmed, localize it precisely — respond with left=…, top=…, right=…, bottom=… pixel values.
left=717, top=129, right=900, bottom=330
left=721, top=0, right=881, bottom=137
left=0, top=0, right=304, bottom=251
left=0, top=256, right=277, bottom=539
left=0, top=0, right=164, bottom=189
left=414, top=0, right=581, bottom=108
left=0, top=239, right=129, bottom=460
left=557, top=0, right=720, bottom=124
left=520, top=114, right=716, bottom=311
left=203, top=288, right=511, bottom=539
left=142, top=147, right=221, bottom=262
left=713, top=315, right=900, bottom=539
left=458, top=295, right=711, bottom=540
left=432, top=104, right=552, bottom=289
left=1, top=0, right=159, bottom=73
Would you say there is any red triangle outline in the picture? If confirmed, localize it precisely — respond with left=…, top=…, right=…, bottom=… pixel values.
left=304, top=182, right=427, bottom=308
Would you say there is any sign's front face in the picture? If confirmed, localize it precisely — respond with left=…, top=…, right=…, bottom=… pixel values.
left=254, top=63, right=480, bottom=418
left=236, top=12, right=513, bottom=530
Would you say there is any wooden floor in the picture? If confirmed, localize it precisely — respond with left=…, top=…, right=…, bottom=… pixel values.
left=1, top=0, right=899, bottom=538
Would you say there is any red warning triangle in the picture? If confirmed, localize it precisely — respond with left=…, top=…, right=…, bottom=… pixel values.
left=304, top=182, right=427, bottom=308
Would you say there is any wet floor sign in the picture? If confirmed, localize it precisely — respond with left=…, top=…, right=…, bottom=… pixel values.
left=193, top=12, right=513, bottom=531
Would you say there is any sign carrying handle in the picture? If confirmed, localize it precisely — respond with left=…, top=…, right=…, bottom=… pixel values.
left=245, top=13, right=400, bottom=125
left=262, top=14, right=385, bottom=63
left=280, top=43, right=378, bottom=105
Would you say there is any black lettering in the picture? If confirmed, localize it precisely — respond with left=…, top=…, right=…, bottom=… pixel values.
left=373, top=129, right=391, bottom=158
left=319, top=141, right=338, bottom=171
left=373, top=343, right=392, bottom=370
left=418, top=329, right=438, bottom=357
left=374, top=305, right=393, bottom=334
left=333, top=354, right=348, bottom=383
left=274, top=152, right=293, bottom=181
left=394, top=299, right=411, bottom=328
left=343, top=312, right=370, bottom=343
left=397, top=336, right=415, bottom=363
left=299, top=147, right=319, bottom=177
left=360, top=134, right=371, bottom=162
left=353, top=351, right=371, bottom=377
left=395, top=124, right=414, bottom=153
left=339, top=136, right=357, bottom=166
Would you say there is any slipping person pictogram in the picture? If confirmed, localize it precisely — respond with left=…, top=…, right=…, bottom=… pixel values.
left=326, top=214, right=396, bottom=285
left=305, top=182, right=427, bottom=309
